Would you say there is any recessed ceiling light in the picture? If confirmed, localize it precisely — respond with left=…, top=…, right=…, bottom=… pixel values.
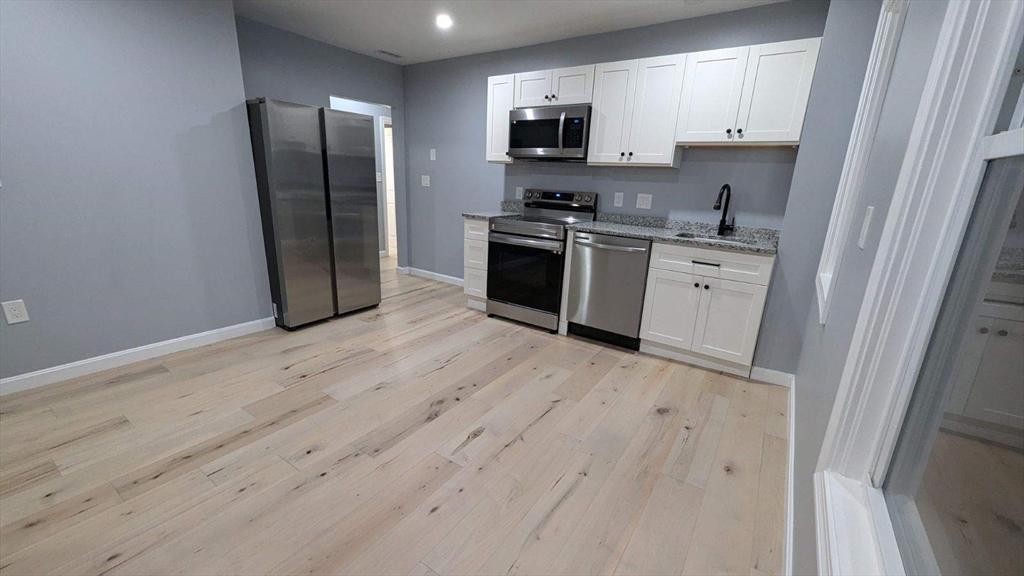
left=435, top=14, right=453, bottom=30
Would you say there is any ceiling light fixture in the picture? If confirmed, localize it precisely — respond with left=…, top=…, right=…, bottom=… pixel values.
left=435, top=14, right=453, bottom=30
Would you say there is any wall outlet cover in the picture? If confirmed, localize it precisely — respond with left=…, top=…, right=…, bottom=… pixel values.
left=614, top=192, right=624, bottom=207
left=376, top=172, right=382, bottom=182
left=2, top=300, right=29, bottom=324
left=421, top=175, right=430, bottom=187
left=636, top=193, right=653, bottom=210
left=430, top=149, right=436, bottom=161
left=515, top=187, right=524, bottom=199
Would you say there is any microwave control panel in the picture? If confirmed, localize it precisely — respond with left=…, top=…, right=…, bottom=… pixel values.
left=563, top=117, right=586, bottom=148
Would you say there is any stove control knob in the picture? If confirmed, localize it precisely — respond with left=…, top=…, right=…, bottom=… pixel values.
left=573, top=194, right=581, bottom=202
left=584, top=195, right=592, bottom=203
left=525, top=191, right=533, bottom=199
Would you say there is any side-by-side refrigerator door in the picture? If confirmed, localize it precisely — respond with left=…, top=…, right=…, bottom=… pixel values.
left=247, top=98, right=335, bottom=329
left=321, top=108, right=381, bottom=314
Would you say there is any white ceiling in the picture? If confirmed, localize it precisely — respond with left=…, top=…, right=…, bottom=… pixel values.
left=233, top=0, right=789, bottom=65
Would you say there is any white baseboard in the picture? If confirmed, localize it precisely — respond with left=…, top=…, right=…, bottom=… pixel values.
left=0, top=317, right=276, bottom=396
left=403, top=267, right=463, bottom=287
left=467, top=297, right=486, bottom=312
left=785, top=382, right=796, bottom=575
left=639, top=341, right=751, bottom=378
left=397, top=266, right=410, bottom=275
left=750, top=366, right=796, bottom=388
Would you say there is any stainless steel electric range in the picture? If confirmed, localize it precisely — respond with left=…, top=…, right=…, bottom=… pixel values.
left=486, top=189, right=597, bottom=331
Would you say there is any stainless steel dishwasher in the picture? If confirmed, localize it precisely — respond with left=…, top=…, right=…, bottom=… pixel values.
left=567, top=232, right=651, bottom=350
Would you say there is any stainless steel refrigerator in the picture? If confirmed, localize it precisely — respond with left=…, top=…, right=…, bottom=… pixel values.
left=246, top=98, right=381, bottom=329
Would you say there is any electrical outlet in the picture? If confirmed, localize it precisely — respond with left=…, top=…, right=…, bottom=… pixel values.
left=421, top=175, right=430, bottom=187
left=636, top=193, right=653, bottom=210
left=614, top=192, right=624, bottom=207
left=430, top=149, right=436, bottom=161
left=376, top=172, right=382, bottom=182
left=515, top=187, right=524, bottom=199
left=2, top=300, right=29, bottom=325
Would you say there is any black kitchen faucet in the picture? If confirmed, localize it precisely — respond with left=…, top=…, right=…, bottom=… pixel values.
left=714, top=183, right=735, bottom=236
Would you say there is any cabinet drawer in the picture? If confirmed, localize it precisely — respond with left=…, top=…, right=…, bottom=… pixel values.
left=464, top=220, right=489, bottom=241
left=650, top=242, right=774, bottom=286
left=464, top=267, right=487, bottom=298
left=464, top=239, right=488, bottom=270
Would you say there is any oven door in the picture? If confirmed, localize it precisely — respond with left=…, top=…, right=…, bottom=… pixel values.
left=487, top=232, right=565, bottom=315
left=508, top=106, right=590, bottom=161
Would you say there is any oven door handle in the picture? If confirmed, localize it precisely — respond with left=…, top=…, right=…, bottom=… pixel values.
left=558, top=111, right=566, bottom=155
left=489, top=232, right=564, bottom=253
left=574, top=240, right=648, bottom=253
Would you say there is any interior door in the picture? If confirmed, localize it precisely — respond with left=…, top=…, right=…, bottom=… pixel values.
left=691, top=277, right=767, bottom=365
left=675, top=46, right=749, bottom=144
left=551, top=65, right=594, bottom=105
left=626, top=54, right=686, bottom=166
left=734, top=38, right=821, bottom=143
left=639, top=269, right=702, bottom=350
left=588, top=59, right=639, bottom=164
left=514, top=70, right=553, bottom=108
left=486, top=74, right=514, bottom=163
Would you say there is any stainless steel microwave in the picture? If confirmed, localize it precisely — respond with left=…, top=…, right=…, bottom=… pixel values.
left=508, top=105, right=590, bottom=161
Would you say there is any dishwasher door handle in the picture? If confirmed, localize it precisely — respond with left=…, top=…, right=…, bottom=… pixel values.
left=574, top=240, right=648, bottom=253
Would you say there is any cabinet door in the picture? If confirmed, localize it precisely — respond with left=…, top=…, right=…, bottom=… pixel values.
left=639, top=268, right=703, bottom=350
left=464, top=267, right=487, bottom=298
left=963, top=318, right=1024, bottom=429
left=513, top=70, right=553, bottom=108
left=588, top=60, right=639, bottom=165
left=675, top=47, right=748, bottom=144
left=626, top=54, right=686, bottom=166
left=486, top=75, right=514, bottom=163
left=734, top=38, right=821, bottom=143
left=464, top=239, right=488, bottom=270
left=551, top=65, right=594, bottom=105
left=691, top=277, right=767, bottom=366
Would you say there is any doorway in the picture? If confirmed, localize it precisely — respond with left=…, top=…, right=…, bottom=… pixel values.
left=382, top=117, right=398, bottom=263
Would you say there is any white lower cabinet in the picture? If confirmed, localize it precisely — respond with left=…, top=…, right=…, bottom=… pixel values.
left=463, top=218, right=489, bottom=309
left=464, top=267, right=487, bottom=300
left=640, top=242, right=774, bottom=375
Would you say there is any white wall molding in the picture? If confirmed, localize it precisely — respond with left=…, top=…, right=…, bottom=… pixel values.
left=750, top=366, right=795, bottom=388
left=816, top=0, right=909, bottom=325
left=785, top=382, right=796, bottom=575
left=0, top=317, right=276, bottom=396
left=403, top=267, right=464, bottom=287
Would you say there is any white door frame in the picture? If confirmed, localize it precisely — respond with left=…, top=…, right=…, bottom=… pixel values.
left=813, top=1, right=1024, bottom=574
left=379, top=116, right=396, bottom=257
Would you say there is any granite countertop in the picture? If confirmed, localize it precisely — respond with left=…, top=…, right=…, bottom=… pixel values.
left=993, top=246, right=1024, bottom=285
left=462, top=211, right=520, bottom=221
left=568, top=215, right=780, bottom=255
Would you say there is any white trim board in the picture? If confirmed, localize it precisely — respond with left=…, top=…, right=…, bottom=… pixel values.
left=0, top=317, right=276, bottom=396
left=750, top=366, right=795, bottom=388
left=785, top=382, right=796, bottom=576
left=398, top=266, right=464, bottom=287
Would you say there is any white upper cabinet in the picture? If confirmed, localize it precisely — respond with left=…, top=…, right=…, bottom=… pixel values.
left=550, top=66, right=595, bottom=105
left=513, top=70, right=553, bottom=108
left=676, top=38, right=821, bottom=145
left=486, top=74, right=514, bottom=163
left=675, top=47, right=749, bottom=144
left=734, top=38, right=821, bottom=143
left=513, top=66, right=594, bottom=108
left=587, top=60, right=638, bottom=164
left=625, top=54, right=686, bottom=166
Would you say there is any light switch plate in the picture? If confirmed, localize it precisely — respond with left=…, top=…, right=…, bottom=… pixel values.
left=515, top=187, right=524, bottom=199
left=636, top=194, right=653, bottom=210
left=430, top=149, right=436, bottom=161
left=613, top=192, right=624, bottom=207
left=376, top=172, right=382, bottom=182
left=421, top=175, right=430, bottom=187
left=2, top=300, right=29, bottom=325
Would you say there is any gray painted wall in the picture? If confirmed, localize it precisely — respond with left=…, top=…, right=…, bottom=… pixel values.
left=402, top=0, right=831, bottom=371
left=788, top=2, right=949, bottom=574
left=234, top=17, right=411, bottom=268
left=0, top=0, right=266, bottom=379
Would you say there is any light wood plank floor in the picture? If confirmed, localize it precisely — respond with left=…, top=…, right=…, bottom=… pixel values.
left=0, top=258, right=789, bottom=575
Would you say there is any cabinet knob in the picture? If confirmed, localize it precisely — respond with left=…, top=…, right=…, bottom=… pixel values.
left=628, top=152, right=633, bottom=157
left=620, top=152, right=625, bottom=157
left=704, top=284, right=710, bottom=290
left=694, top=282, right=700, bottom=288
left=550, top=94, right=556, bottom=99
left=544, top=95, right=550, bottom=100
left=737, top=128, right=744, bottom=134
left=980, top=327, right=989, bottom=334
left=726, top=129, right=732, bottom=135
left=998, top=329, right=1009, bottom=337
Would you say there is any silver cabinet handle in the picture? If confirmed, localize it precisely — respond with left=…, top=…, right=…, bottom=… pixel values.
left=574, top=240, right=648, bottom=253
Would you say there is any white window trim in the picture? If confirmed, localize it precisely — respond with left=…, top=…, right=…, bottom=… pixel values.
left=816, top=0, right=908, bottom=325
left=813, top=0, right=1024, bottom=574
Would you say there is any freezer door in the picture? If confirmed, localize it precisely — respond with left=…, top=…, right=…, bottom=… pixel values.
left=322, top=108, right=381, bottom=314
left=248, top=98, right=335, bottom=329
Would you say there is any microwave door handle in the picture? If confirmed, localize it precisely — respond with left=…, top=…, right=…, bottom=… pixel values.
left=558, top=111, right=566, bottom=155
